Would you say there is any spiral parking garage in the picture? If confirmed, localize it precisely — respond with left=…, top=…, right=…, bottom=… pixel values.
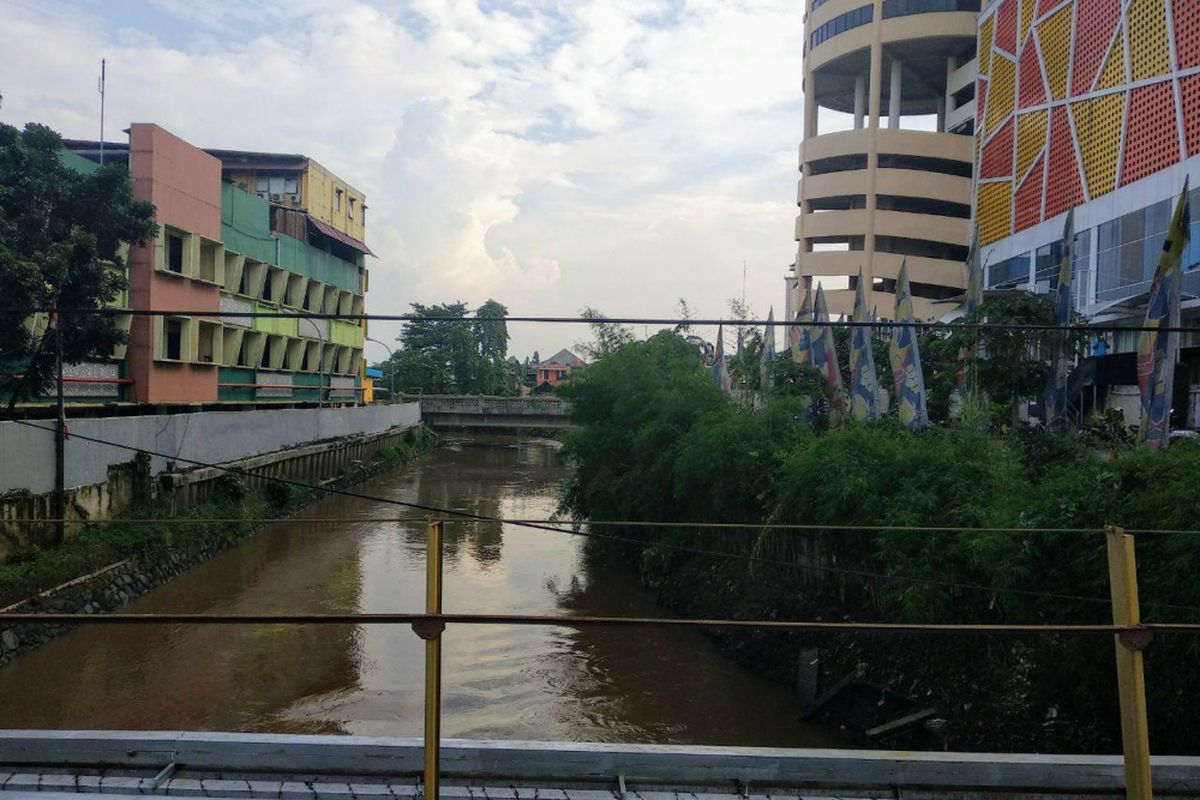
left=792, top=0, right=981, bottom=321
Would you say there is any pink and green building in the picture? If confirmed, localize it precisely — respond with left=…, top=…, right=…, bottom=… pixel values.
left=59, top=123, right=370, bottom=408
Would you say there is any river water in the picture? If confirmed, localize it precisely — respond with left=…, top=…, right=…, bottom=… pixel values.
left=0, top=437, right=839, bottom=747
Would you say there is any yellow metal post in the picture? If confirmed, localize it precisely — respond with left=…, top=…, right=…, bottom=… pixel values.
left=1105, top=525, right=1152, bottom=800
left=418, top=519, right=444, bottom=799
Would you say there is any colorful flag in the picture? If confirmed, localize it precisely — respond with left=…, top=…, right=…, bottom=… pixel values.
left=791, top=285, right=814, bottom=365
left=1045, top=210, right=1075, bottom=432
left=1138, top=181, right=1190, bottom=449
left=850, top=270, right=881, bottom=420
left=714, top=323, right=732, bottom=396
left=889, top=259, right=928, bottom=429
left=956, top=226, right=983, bottom=398
left=811, top=285, right=844, bottom=413
left=760, top=306, right=776, bottom=390
left=966, top=225, right=983, bottom=313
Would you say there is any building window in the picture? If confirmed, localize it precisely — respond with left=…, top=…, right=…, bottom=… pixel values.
left=198, top=239, right=221, bottom=283
left=167, top=233, right=184, bottom=274
left=260, top=338, right=273, bottom=369
left=165, top=319, right=183, bottom=360
left=197, top=322, right=220, bottom=364
left=335, top=189, right=342, bottom=213
left=810, top=5, right=873, bottom=50
left=882, top=0, right=980, bottom=18
left=1073, top=228, right=1092, bottom=310
left=348, top=198, right=355, bottom=219
left=987, top=252, right=1030, bottom=288
left=1096, top=198, right=1174, bottom=302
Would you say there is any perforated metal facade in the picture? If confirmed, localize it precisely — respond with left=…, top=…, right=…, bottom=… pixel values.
left=974, top=0, right=1200, bottom=247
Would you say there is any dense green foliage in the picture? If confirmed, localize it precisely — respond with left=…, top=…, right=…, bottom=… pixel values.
left=559, top=330, right=1200, bottom=753
left=381, top=300, right=515, bottom=395
left=0, top=123, right=156, bottom=401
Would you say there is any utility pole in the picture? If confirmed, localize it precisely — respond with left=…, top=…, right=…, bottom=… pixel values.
left=98, top=59, right=106, bottom=166
left=54, top=305, right=66, bottom=546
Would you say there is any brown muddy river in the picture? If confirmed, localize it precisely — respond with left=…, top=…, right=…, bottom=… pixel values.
left=0, top=436, right=840, bottom=746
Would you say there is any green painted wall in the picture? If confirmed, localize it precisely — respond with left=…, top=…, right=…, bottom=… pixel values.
left=58, top=149, right=100, bottom=175
left=252, top=302, right=298, bottom=336
left=218, top=367, right=256, bottom=402
left=221, top=183, right=361, bottom=293
left=329, top=320, right=364, bottom=347
left=221, top=183, right=277, bottom=264
left=293, top=372, right=325, bottom=399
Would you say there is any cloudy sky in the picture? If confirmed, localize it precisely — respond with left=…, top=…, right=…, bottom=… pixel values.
left=0, top=0, right=804, bottom=359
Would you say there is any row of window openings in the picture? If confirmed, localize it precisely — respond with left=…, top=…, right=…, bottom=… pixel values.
left=807, top=194, right=971, bottom=218
left=161, top=319, right=361, bottom=373
left=807, top=153, right=972, bottom=179
left=807, top=0, right=978, bottom=51
left=806, top=234, right=970, bottom=262
left=164, top=228, right=362, bottom=314
left=810, top=5, right=872, bottom=49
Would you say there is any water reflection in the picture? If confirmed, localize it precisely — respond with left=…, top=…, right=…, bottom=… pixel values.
left=0, top=436, right=839, bottom=747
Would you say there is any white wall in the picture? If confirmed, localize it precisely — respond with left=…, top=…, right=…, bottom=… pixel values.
left=0, top=404, right=421, bottom=494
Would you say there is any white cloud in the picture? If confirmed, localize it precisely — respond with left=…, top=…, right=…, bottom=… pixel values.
left=0, top=0, right=803, bottom=357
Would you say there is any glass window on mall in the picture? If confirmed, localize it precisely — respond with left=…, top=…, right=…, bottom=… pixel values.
left=987, top=252, right=1030, bottom=288
left=1097, top=197, right=1175, bottom=303
left=1072, top=229, right=1091, bottom=310
left=1033, top=230, right=1090, bottom=309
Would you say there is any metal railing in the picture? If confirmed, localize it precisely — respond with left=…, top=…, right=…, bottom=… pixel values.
left=1, top=517, right=1195, bottom=799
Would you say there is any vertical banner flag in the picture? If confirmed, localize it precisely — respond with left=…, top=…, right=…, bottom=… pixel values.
left=1045, top=210, right=1074, bottom=432
left=760, top=306, right=776, bottom=390
left=714, top=323, right=733, bottom=396
left=890, top=259, right=928, bottom=429
left=1138, top=181, right=1190, bottom=449
left=850, top=270, right=881, bottom=420
left=792, top=286, right=814, bottom=365
left=956, top=226, right=983, bottom=397
left=811, top=285, right=845, bottom=413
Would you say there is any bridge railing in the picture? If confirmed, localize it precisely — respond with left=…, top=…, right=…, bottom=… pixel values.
left=1, top=516, right=1193, bottom=799
left=406, top=394, right=570, bottom=416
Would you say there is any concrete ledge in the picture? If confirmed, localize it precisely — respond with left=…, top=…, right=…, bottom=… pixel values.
left=1, top=731, right=1198, bottom=794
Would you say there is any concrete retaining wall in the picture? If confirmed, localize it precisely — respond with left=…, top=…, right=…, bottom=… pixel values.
left=0, top=404, right=421, bottom=494
left=0, top=404, right=420, bottom=557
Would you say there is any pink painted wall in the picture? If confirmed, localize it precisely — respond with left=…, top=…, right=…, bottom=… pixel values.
left=127, top=124, right=222, bottom=404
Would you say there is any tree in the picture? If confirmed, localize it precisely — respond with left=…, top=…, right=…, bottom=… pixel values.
left=387, top=300, right=512, bottom=395
left=725, top=298, right=762, bottom=397
left=674, top=297, right=714, bottom=363
left=0, top=123, right=156, bottom=401
left=473, top=299, right=511, bottom=394
left=947, top=293, right=1088, bottom=427
left=576, top=306, right=634, bottom=362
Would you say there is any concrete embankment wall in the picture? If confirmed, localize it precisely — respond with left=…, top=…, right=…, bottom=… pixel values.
left=0, top=403, right=421, bottom=557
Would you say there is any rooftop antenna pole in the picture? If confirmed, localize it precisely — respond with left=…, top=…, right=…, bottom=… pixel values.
left=98, top=58, right=106, bottom=165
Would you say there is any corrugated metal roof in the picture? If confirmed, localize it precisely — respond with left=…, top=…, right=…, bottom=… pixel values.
left=307, top=215, right=374, bottom=257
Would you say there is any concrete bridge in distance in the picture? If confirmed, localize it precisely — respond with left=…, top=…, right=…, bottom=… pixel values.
left=404, top=394, right=571, bottom=434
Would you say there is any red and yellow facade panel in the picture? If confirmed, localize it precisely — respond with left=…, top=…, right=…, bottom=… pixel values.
left=974, top=0, right=1200, bottom=245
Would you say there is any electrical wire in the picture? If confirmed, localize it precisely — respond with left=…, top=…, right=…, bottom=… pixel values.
left=1, top=610, right=1198, bottom=636
left=10, top=418, right=1200, bottom=615
left=21, top=517, right=1114, bottom=535
left=5, top=308, right=1200, bottom=334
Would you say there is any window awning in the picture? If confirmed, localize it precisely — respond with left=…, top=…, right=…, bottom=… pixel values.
left=307, top=216, right=374, bottom=257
